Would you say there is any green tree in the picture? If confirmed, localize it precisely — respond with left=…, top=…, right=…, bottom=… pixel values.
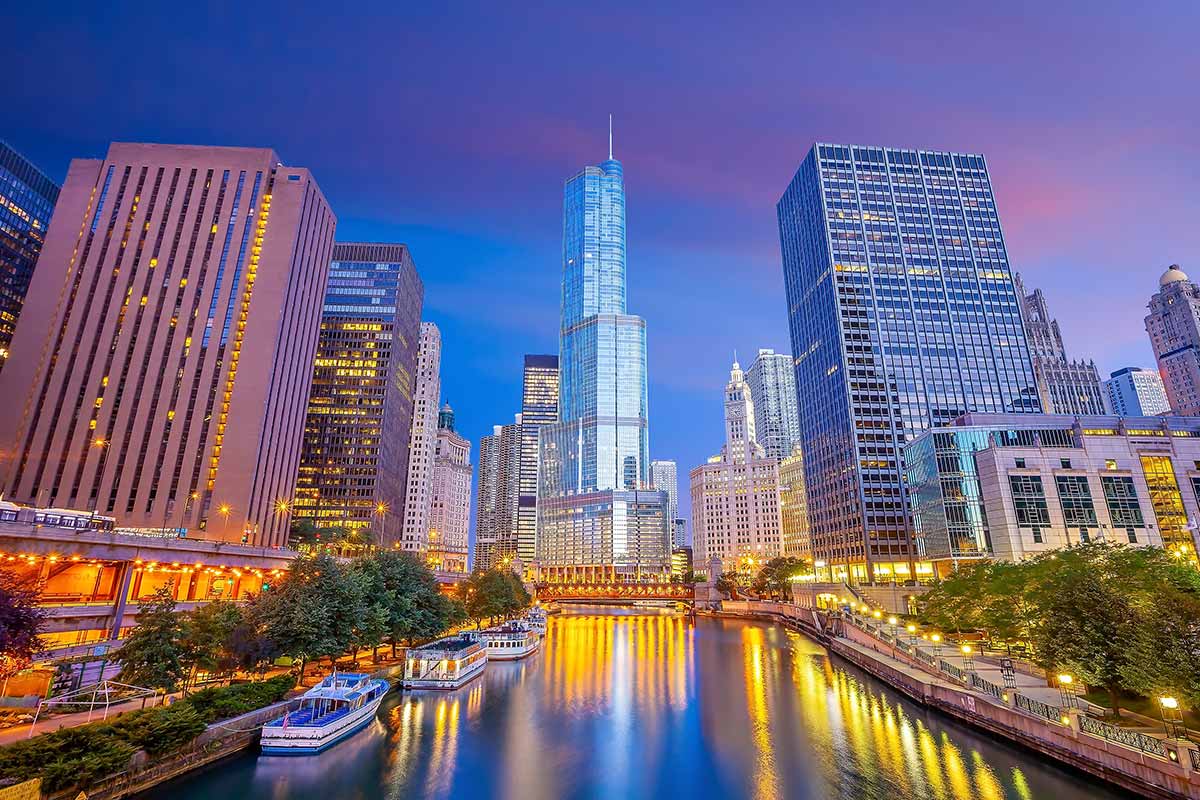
left=179, top=600, right=242, bottom=689
left=117, top=586, right=187, bottom=691
left=459, top=568, right=530, bottom=626
left=0, top=570, right=46, bottom=680
left=751, top=557, right=812, bottom=599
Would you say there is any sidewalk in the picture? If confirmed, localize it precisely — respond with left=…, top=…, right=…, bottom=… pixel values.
left=0, top=692, right=172, bottom=746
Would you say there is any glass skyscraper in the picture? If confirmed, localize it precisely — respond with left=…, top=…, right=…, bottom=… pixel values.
left=517, top=354, right=559, bottom=562
left=777, top=143, right=1039, bottom=583
left=537, top=135, right=669, bottom=581
left=0, top=141, right=60, bottom=374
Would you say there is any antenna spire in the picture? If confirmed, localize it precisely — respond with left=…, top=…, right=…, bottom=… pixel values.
left=608, top=114, right=613, bottom=160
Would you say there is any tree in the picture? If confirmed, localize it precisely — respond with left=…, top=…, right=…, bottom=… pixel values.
left=179, top=601, right=243, bottom=689
left=0, top=570, right=46, bottom=682
left=117, top=586, right=187, bottom=691
left=459, top=568, right=530, bottom=626
left=751, top=557, right=811, bottom=599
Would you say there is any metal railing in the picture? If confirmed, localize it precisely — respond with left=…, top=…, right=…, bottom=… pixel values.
left=939, top=659, right=966, bottom=682
left=1078, top=714, right=1168, bottom=758
left=1014, top=693, right=1061, bottom=722
left=1190, top=747, right=1200, bottom=771
left=970, top=672, right=1005, bottom=701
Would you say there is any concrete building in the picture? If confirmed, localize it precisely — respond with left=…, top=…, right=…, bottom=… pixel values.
left=690, top=360, right=784, bottom=572
left=778, top=143, right=1040, bottom=583
left=474, top=416, right=520, bottom=571
left=516, top=354, right=558, bottom=562
left=1015, top=274, right=1107, bottom=416
left=745, top=348, right=802, bottom=459
left=1146, top=265, right=1200, bottom=416
left=778, top=445, right=811, bottom=561
left=427, top=404, right=471, bottom=573
left=0, top=143, right=335, bottom=547
left=904, top=413, right=1199, bottom=575
left=400, top=322, right=441, bottom=553
left=0, top=141, right=60, bottom=375
left=650, top=460, right=679, bottom=536
left=292, top=243, right=422, bottom=545
left=1106, top=366, right=1170, bottom=417
left=671, top=546, right=693, bottom=581
left=672, top=518, right=688, bottom=549
left=537, top=129, right=669, bottom=581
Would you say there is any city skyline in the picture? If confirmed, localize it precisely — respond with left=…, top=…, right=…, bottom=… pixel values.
left=3, top=4, right=1198, bottom=530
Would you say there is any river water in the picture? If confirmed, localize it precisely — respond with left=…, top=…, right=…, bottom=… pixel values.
left=146, top=608, right=1131, bottom=799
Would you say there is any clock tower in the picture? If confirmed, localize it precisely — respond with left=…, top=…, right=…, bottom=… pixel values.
left=724, top=359, right=764, bottom=465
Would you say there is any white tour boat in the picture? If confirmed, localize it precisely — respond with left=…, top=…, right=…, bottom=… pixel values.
left=402, top=634, right=487, bottom=689
left=480, top=621, right=541, bottom=660
left=523, top=607, right=548, bottom=635
left=260, top=672, right=389, bottom=755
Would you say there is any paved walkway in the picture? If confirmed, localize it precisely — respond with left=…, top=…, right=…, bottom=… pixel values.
left=0, top=692, right=171, bottom=746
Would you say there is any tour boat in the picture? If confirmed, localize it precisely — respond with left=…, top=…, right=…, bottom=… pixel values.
left=523, top=607, right=548, bottom=635
left=480, top=621, right=541, bottom=660
left=260, top=672, right=389, bottom=755
left=402, top=634, right=487, bottom=689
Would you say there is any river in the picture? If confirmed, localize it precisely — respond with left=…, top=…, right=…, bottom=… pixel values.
left=145, top=607, right=1132, bottom=799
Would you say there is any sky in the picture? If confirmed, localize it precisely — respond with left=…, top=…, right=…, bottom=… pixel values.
left=6, top=1, right=1200, bottom=531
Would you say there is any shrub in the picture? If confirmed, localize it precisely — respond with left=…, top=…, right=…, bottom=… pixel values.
left=103, top=703, right=206, bottom=756
left=0, top=727, right=134, bottom=792
left=186, top=673, right=296, bottom=722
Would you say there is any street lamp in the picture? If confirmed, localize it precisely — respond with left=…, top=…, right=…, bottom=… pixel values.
left=906, top=623, right=918, bottom=649
left=1159, top=696, right=1184, bottom=739
left=930, top=633, right=942, bottom=658
left=218, top=504, right=232, bottom=538
left=960, top=644, right=974, bottom=674
left=1056, top=674, right=1076, bottom=709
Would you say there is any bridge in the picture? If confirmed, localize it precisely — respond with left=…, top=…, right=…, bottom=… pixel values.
left=535, top=582, right=695, bottom=606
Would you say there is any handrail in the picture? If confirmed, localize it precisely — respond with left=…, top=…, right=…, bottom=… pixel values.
left=1078, top=714, right=1168, bottom=758
left=1014, top=693, right=1061, bottom=722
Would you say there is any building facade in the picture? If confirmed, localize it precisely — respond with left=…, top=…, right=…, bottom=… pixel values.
left=778, top=445, right=811, bottom=561
left=400, top=322, right=441, bottom=552
left=904, top=413, right=1197, bottom=573
left=777, top=143, right=1040, bottom=583
left=292, top=243, right=422, bottom=545
left=1106, top=366, right=1170, bottom=417
left=474, top=416, right=520, bottom=571
left=1146, top=265, right=1200, bottom=416
left=427, top=404, right=471, bottom=573
left=0, top=141, right=60, bottom=374
left=690, top=360, right=784, bottom=572
left=650, top=460, right=679, bottom=531
left=1014, top=274, right=1107, bottom=415
left=745, top=348, right=802, bottom=459
left=536, top=135, right=669, bottom=581
left=516, top=354, right=558, bottom=562
left=0, top=143, right=336, bottom=546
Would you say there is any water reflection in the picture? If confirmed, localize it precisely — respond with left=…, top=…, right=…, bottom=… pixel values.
left=147, top=608, right=1130, bottom=800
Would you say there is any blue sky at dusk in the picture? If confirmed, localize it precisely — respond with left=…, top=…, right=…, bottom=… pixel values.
left=6, top=2, right=1200, bottom=527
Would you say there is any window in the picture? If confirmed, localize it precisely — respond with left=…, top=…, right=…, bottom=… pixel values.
left=1056, top=475, right=1097, bottom=526
left=1014, top=458, right=1026, bottom=469
left=1009, top=475, right=1050, bottom=527
left=1031, top=527, right=1043, bottom=543
left=1102, top=475, right=1144, bottom=527
left=1060, top=459, right=1072, bottom=469
left=1126, top=527, right=1138, bottom=544
left=1105, top=459, right=1118, bottom=470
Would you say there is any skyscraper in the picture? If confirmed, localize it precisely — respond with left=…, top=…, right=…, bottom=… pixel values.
left=474, top=416, right=520, bottom=571
left=293, top=243, right=422, bottom=545
left=1146, top=265, right=1200, bottom=416
left=1014, top=274, right=1107, bottom=415
left=0, top=141, right=60, bottom=374
left=745, top=348, right=802, bottom=459
left=777, top=143, right=1040, bottom=583
left=650, top=460, right=678, bottom=521
left=778, top=445, right=810, bottom=562
left=0, top=143, right=336, bottom=546
left=516, top=354, right=559, bottom=562
left=537, top=126, right=669, bottom=581
left=401, top=322, right=442, bottom=552
left=690, top=360, right=783, bottom=571
left=1106, top=366, right=1170, bottom=417
left=428, top=404, right=472, bottom=573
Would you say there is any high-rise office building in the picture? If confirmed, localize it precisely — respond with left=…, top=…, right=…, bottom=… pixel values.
left=690, top=360, right=783, bottom=571
left=1146, top=265, right=1200, bottom=416
left=0, top=142, right=60, bottom=374
left=428, top=404, right=472, bottom=573
left=474, top=416, right=520, bottom=571
left=537, top=128, right=670, bottom=581
left=1106, top=366, right=1170, bottom=417
left=1014, top=274, right=1107, bottom=415
left=516, top=354, right=558, bottom=562
left=777, top=143, right=1040, bottom=583
left=293, top=243, right=422, bottom=545
left=650, top=460, right=679, bottom=523
left=400, top=322, right=441, bottom=552
left=745, top=349, right=802, bottom=459
left=778, top=445, right=810, bottom=561
left=0, top=143, right=335, bottom=546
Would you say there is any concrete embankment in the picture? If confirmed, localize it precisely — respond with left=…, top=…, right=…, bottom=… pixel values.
left=719, top=600, right=1200, bottom=800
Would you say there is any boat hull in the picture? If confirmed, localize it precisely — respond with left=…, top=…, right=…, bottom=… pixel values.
left=260, top=690, right=386, bottom=755
left=485, top=639, right=541, bottom=661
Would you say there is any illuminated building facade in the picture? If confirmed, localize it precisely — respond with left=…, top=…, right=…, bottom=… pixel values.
left=745, top=348, right=802, bottom=459
left=777, top=143, right=1040, bottom=582
left=517, top=354, right=558, bottom=562
left=1106, top=366, right=1169, bottom=417
left=1146, top=265, right=1200, bottom=416
left=1014, top=273, right=1107, bottom=415
left=475, top=416, right=520, bottom=570
left=904, top=413, right=1194, bottom=574
left=427, top=404, right=471, bottom=573
left=779, top=444, right=811, bottom=561
left=690, top=360, right=784, bottom=572
left=293, top=243, right=422, bottom=545
left=0, top=141, right=60, bottom=375
left=0, top=143, right=335, bottom=546
left=537, top=131, right=670, bottom=580
left=400, top=322, right=441, bottom=552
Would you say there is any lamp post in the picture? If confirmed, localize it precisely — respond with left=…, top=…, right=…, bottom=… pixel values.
left=906, top=623, right=918, bottom=651
left=960, top=644, right=974, bottom=674
left=930, top=633, right=942, bottom=659
left=1056, top=674, right=1076, bottom=709
left=1159, top=696, right=1184, bottom=739
left=178, top=491, right=199, bottom=533
left=218, top=504, right=232, bottom=538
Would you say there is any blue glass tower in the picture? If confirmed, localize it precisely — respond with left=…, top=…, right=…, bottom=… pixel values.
left=777, top=144, right=1040, bottom=584
left=537, top=126, right=669, bottom=580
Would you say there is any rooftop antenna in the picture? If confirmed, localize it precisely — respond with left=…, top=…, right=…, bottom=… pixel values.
left=608, top=114, right=613, bottom=160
